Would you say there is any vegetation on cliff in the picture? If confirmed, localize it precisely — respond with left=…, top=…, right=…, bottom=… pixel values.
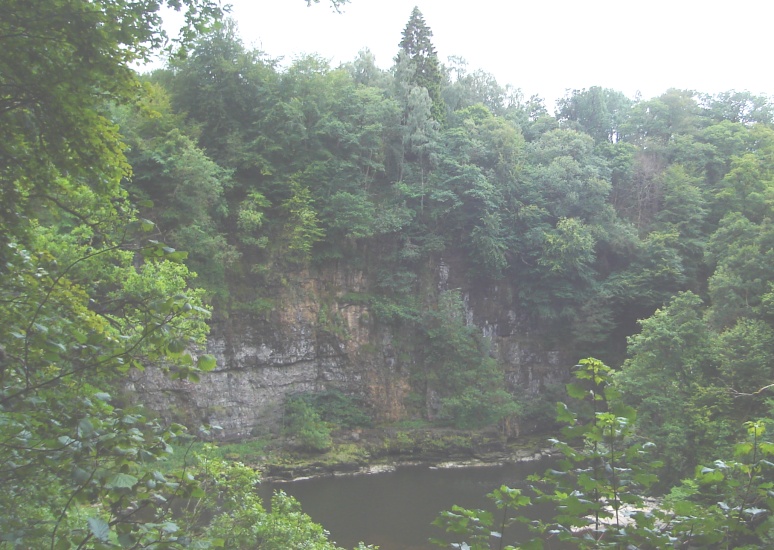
left=134, top=12, right=774, bottom=481
left=0, top=0, right=367, bottom=547
left=2, top=0, right=774, bottom=547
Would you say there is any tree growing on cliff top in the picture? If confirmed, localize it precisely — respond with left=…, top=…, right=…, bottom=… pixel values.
left=398, top=6, right=446, bottom=123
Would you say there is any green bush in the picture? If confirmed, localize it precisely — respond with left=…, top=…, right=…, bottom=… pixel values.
left=310, top=390, right=373, bottom=429
left=284, top=398, right=333, bottom=452
left=287, top=390, right=373, bottom=430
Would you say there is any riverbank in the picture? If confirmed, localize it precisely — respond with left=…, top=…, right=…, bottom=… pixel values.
left=258, top=427, right=552, bottom=482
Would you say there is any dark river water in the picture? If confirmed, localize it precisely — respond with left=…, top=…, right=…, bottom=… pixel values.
left=263, top=460, right=551, bottom=550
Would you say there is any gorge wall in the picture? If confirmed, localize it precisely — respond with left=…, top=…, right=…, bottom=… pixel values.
left=128, top=257, right=570, bottom=440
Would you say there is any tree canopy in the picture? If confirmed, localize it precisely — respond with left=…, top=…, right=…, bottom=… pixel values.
left=0, top=1, right=370, bottom=548
left=4, top=0, right=774, bottom=547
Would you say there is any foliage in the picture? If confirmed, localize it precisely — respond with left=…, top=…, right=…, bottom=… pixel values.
left=142, top=15, right=774, bottom=375
left=433, top=358, right=659, bottom=549
left=0, top=108, right=211, bottom=550
left=432, top=485, right=532, bottom=550
left=7, top=2, right=774, bottom=544
left=433, top=360, right=774, bottom=549
left=557, top=86, right=632, bottom=143
left=0, top=1, right=366, bottom=548
left=614, top=292, right=728, bottom=479
left=191, top=454, right=373, bottom=549
left=115, top=85, right=240, bottom=301
left=0, top=0, right=226, bottom=545
left=419, top=291, right=521, bottom=429
left=160, top=437, right=269, bottom=471
left=398, top=7, right=445, bottom=123
left=525, top=359, right=661, bottom=547
left=0, top=0, right=223, bottom=246
left=284, top=396, right=334, bottom=452
left=301, top=390, right=373, bottom=429
left=281, top=180, right=326, bottom=260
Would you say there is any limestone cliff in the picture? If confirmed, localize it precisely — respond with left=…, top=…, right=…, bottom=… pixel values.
left=128, top=258, right=569, bottom=440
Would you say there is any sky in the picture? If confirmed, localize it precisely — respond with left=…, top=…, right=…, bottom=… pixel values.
left=169, top=0, right=774, bottom=110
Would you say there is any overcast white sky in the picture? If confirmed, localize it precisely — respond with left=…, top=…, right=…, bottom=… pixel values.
left=176, top=0, right=774, bottom=110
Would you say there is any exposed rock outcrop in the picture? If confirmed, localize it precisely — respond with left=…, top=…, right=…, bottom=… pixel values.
left=128, top=259, right=569, bottom=440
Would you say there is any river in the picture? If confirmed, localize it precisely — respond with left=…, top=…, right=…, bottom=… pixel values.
left=263, top=460, right=551, bottom=549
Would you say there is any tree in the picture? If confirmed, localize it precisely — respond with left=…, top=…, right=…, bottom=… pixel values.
left=706, top=214, right=774, bottom=329
left=307, top=0, right=351, bottom=9
left=428, top=104, right=524, bottom=277
left=635, top=163, right=709, bottom=285
left=713, top=152, right=772, bottom=224
left=700, top=90, right=774, bottom=125
left=0, top=1, right=231, bottom=544
left=0, top=1, right=365, bottom=547
left=443, top=58, right=510, bottom=116
left=0, top=0, right=223, bottom=250
left=418, top=291, right=521, bottom=429
left=194, top=455, right=374, bottom=549
left=0, top=228, right=218, bottom=547
left=115, top=84, right=240, bottom=302
left=164, top=18, right=278, bottom=174
left=397, top=7, right=445, bottom=123
left=345, top=48, right=390, bottom=88
left=433, top=358, right=664, bottom=549
left=284, top=397, right=333, bottom=452
left=523, top=129, right=611, bottom=221
left=556, top=86, right=632, bottom=143
left=614, top=292, right=728, bottom=479
left=622, top=88, right=703, bottom=145
left=434, top=360, right=774, bottom=549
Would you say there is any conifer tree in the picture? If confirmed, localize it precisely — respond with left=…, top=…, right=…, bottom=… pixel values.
left=398, top=7, right=445, bottom=122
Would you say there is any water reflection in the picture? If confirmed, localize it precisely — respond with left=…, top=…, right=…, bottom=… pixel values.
left=263, top=460, right=550, bottom=550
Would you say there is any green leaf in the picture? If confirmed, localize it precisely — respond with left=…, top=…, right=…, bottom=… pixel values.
left=87, top=517, right=110, bottom=542
left=566, top=383, right=588, bottom=400
left=106, top=473, right=138, bottom=489
left=555, top=402, right=575, bottom=424
left=197, top=354, right=217, bottom=371
left=58, top=435, right=77, bottom=446
left=73, top=467, right=91, bottom=484
left=735, top=442, right=754, bottom=457
left=161, top=521, right=179, bottom=534
left=118, top=533, right=137, bottom=548
left=167, top=338, right=187, bottom=354
left=166, top=250, right=189, bottom=262
left=78, top=418, right=95, bottom=438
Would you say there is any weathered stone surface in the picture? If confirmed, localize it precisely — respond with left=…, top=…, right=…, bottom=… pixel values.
left=129, top=261, right=568, bottom=440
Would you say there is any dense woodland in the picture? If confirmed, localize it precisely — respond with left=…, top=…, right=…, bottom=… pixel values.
left=3, top=0, right=774, bottom=547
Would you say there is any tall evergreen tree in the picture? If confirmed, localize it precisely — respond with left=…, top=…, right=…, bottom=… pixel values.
left=398, top=7, right=445, bottom=123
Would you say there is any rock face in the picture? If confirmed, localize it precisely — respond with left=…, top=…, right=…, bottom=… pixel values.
left=128, top=259, right=569, bottom=440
